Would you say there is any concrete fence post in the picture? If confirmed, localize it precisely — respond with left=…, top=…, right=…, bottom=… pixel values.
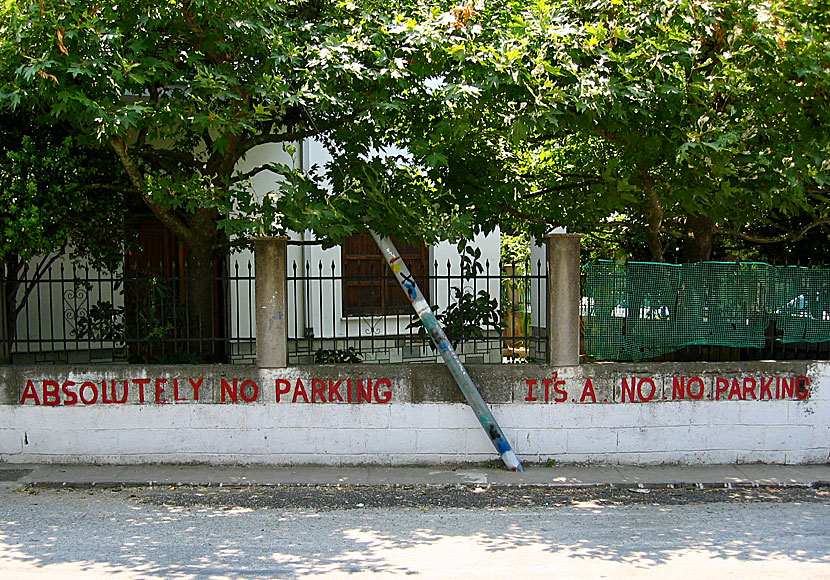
left=255, top=236, right=288, bottom=368
left=544, top=233, right=583, bottom=366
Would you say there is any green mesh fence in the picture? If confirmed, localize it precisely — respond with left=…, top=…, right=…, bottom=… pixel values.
left=583, top=261, right=830, bottom=361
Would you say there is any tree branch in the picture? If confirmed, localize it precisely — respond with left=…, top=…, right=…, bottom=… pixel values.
left=182, top=3, right=228, bottom=66
left=523, top=180, right=602, bottom=199
left=135, top=146, right=200, bottom=175
left=202, top=128, right=214, bottom=152
left=110, top=137, right=194, bottom=244
left=85, top=183, right=140, bottom=195
left=499, top=203, right=548, bottom=224
left=231, top=163, right=293, bottom=183
left=13, top=248, right=65, bottom=319
left=240, top=109, right=365, bottom=151
left=715, top=216, right=830, bottom=244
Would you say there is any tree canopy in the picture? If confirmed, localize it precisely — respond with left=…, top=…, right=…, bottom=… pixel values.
left=465, top=0, right=830, bottom=261
left=0, top=0, right=485, bottom=248
left=0, top=112, right=128, bottom=271
left=1, top=0, right=827, bottom=267
left=0, top=0, right=491, bottom=359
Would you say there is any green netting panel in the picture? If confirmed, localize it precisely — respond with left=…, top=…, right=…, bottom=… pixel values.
left=772, top=266, right=830, bottom=343
left=583, top=261, right=830, bottom=361
left=582, top=260, right=627, bottom=360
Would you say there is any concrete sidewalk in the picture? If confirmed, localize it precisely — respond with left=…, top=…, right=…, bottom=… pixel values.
left=1, top=463, right=828, bottom=489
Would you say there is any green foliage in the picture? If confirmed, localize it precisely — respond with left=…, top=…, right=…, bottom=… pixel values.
left=0, top=0, right=491, bottom=249
left=73, top=299, right=126, bottom=344
left=314, top=347, right=364, bottom=364
left=501, top=233, right=530, bottom=270
left=410, top=240, right=503, bottom=348
left=437, top=286, right=502, bottom=348
left=0, top=113, right=128, bottom=269
left=72, top=275, right=182, bottom=363
left=4, top=0, right=825, bottom=268
left=455, top=0, right=830, bottom=261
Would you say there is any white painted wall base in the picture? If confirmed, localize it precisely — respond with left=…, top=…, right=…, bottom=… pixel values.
left=1, top=362, right=827, bottom=466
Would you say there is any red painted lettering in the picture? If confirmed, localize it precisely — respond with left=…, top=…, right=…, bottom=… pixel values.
left=221, top=379, right=258, bottom=403
left=240, top=380, right=258, bottom=402
left=780, top=377, right=795, bottom=399
left=374, top=378, right=392, bottom=403
left=221, top=379, right=238, bottom=403
left=671, top=377, right=685, bottom=400
left=672, top=376, right=705, bottom=400
left=133, top=378, right=150, bottom=403
left=580, top=378, right=597, bottom=403
left=312, top=379, right=327, bottom=403
left=101, top=380, right=115, bottom=404
left=552, top=380, right=568, bottom=403
left=622, top=377, right=636, bottom=402
left=42, top=380, right=60, bottom=406
left=356, top=379, right=372, bottom=403
left=728, top=378, right=743, bottom=400
left=715, top=377, right=729, bottom=400
left=328, top=379, right=344, bottom=402
left=155, top=378, right=168, bottom=403
left=742, top=378, right=758, bottom=400
left=525, top=379, right=538, bottom=402
left=173, top=379, right=187, bottom=402
left=79, top=382, right=98, bottom=405
left=189, top=377, right=204, bottom=401
left=687, top=377, right=705, bottom=399
left=275, top=379, right=291, bottom=403
left=111, top=381, right=128, bottom=404
left=638, top=378, right=656, bottom=402
left=62, top=381, right=78, bottom=405
left=293, top=379, right=309, bottom=403
left=20, top=380, right=40, bottom=405
left=760, top=377, right=774, bottom=399
left=622, top=377, right=655, bottom=402
left=796, top=376, right=810, bottom=400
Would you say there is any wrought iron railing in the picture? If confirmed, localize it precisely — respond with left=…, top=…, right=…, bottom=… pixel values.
left=2, top=251, right=547, bottom=365
left=3, top=258, right=256, bottom=364
left=285, top=249, right=547, bottom=365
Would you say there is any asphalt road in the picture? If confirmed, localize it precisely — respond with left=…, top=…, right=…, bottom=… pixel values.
left=1, top=485, right=828, bottom=579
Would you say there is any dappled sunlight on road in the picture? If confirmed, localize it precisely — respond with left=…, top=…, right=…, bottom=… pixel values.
left=0, top=487, right=827, bottom=579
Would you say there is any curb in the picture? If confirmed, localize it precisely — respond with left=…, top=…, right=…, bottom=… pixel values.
left=16, top=479, right=830, bottom=491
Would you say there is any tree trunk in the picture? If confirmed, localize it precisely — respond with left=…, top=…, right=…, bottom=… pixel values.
left=182, top=240, right=224, bottom=362
left=641, top=170, right=665, bottom=262
left=111, top=140, right=230, bottom=361
left=682, top=213, right=715, bottom=262
left=179, top=210, right=225, bottom=363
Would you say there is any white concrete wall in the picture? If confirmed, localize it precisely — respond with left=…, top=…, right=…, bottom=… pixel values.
left=1, top=362, right=826, bottom=466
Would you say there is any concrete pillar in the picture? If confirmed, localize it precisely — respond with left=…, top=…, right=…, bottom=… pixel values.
left=545, top=233, right=583, bottom=366
left=255, top=237, right=288, bottom=368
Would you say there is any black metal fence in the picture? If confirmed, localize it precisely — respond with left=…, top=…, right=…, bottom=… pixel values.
left=6, top=252, right=826, bottom=366
left=285, top=250, right=547, bottom=365
left=3, top=258, right=257, bottom=364
left=2, top=252, right=547, bottom=365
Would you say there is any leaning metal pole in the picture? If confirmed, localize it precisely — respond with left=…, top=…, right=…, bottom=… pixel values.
left=369, top=230, right=524, bottom=472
